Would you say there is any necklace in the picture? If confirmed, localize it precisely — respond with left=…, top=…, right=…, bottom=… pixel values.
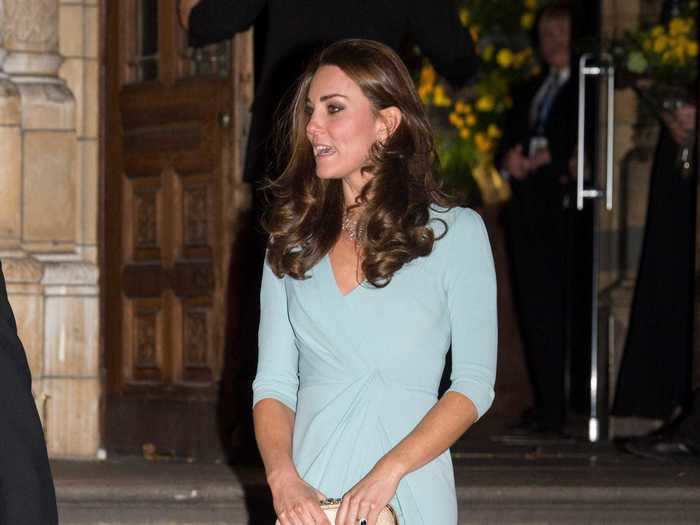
left=341, top=209, right=366, bottom=241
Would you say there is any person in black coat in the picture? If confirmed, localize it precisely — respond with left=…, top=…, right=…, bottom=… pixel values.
left=612, top=105, right=696, bottom=421
left=613, top=0, right=696, bottom=422
left=614, top=0, right=699, bottom=462
left=177, top=0, right=479, bottom=460
left=496, top=2, right=581, bottom=437
left=620, top=99, right=698, bottom=461
left=0, top=263, right=58, bottom=524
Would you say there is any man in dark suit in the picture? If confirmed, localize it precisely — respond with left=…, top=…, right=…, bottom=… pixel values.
left=0, top=263, right=58, bottom=524
left=177, top=0, right=479, bottom=460
left=496, top=2, right=580, bottom=437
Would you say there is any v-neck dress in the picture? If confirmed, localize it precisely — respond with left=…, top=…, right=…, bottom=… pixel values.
left=253, top=207, right=497, bottom=524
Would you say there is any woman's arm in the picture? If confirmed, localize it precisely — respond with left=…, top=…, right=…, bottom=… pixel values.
left=253, top=398, right=297, bottom=483
left=254, top=258, right=331, bottom=525
left=374, top=391, right=477, bottom=479
left=336, top=392, right=478, bottom=525
left=254, top=400, right=331, bottom=525
left=337, top=210, right=497, bottom=525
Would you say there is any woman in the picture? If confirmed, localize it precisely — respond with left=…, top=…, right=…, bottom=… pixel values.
left=254, top=39, right=497, bottom=525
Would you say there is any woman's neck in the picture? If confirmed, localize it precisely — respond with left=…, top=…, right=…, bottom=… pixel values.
left=341, top=172, right=369, bottom=207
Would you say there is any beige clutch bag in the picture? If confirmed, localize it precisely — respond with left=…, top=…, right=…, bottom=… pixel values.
left=275, top=498, right=399, bottom=525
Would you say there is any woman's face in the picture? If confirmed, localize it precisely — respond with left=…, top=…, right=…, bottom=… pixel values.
left=305, top=65, right=383, bottom=184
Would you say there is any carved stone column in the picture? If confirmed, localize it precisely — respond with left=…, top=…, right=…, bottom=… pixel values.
left=0, top=0, right=22, bottom=251
left=0, top=0, right=7, bottom=76
left=1, top=0, right=94, bottom=458
left=2, top=0, right=76, bottom=254
left=2, top=0, right=62, bottom=81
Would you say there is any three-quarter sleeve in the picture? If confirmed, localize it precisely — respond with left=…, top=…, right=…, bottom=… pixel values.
left=406, top=0, right=478, bottom=88
left=189, top=0, right=266, bottom=47
left=252, top=256, right=299, bottom=412
left=444, top=209, right=498, bottom=419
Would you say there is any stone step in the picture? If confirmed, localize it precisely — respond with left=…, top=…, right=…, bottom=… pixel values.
left=54, top=448, right=700, bottom=525
left=59, top=489, right=700, bottom=525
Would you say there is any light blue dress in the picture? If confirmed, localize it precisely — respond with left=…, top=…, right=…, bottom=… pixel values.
left=253, top=207, right=498, bottom=524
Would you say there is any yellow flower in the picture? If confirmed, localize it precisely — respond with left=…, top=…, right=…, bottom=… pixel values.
left=642, top=37, right=653, bottom=51
left=459, top=128, right=472, bottom=140
left=455, top=100, right=468, bottom=114
left=470, top=25, right=480, bottom=42
left=525, top=0, right=538, bottom=10
left=513, top=51, right=525, bottom=68
left=458, top=7, right=470, bottom=27
left=418, top=85, right=432, bottom=104
left=419, top=64, right=436, bottom=88
left=482, top=45, right=495, bottom=62
left=653, top=35, right=669, bottom=53
left=651, top=25, right=665, bottom=38
left=487, top=124, right=502, bottom=139
left=669, top=17, right=691, bottom=37
left=521, top=13, right=535, bottom=30
left=475, top=132, right=493, bottom=153
left=687, top=41, right=699, bottom=57
left=674, top=47, right=686, bottom=63
left=497, top=48, right=514, bottom=68
left=449, top=112, right=465, bottom=128
left=476, top=95, right=495, bottom=112
left=466, top=114, right=477, bottom=126
left=432, top=85, right=452, bottom=107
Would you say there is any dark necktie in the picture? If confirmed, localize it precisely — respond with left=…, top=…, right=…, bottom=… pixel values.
left=534, top=74, right=560, bottom=134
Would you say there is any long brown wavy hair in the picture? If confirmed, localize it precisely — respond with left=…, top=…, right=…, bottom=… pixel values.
left=264, top=39, right=454, bottom=287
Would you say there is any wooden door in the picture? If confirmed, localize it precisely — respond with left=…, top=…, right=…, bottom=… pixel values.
left=103, top=0, right=252, bottom=458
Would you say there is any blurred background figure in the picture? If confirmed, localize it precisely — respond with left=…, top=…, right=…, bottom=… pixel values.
left=0, top=264, right=58, bottom=524
left=614, top=0, right=698, bottom=461
left=495, top=2, right=585, bottom=440
left=178, top=0, right=479, bottom=460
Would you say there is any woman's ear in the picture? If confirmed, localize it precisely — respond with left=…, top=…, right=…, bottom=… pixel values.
left=377, top=106, right=402, bottom=142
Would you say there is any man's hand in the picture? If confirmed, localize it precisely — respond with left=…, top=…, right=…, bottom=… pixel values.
left=663, top=104, right=696, bottom=146
left=530, top=146, right=551, bottom=171
left=503, top=144, right=532, bottom=180
left=178, top=0, right=201, bottom=30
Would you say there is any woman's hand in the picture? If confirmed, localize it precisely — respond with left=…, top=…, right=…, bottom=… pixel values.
left=335, top=461, right=402, bottom=525
left=269, top=469, right=331, bottom=525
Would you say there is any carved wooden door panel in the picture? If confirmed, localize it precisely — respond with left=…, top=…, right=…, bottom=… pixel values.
left=104, top=0, right=250, bottom=458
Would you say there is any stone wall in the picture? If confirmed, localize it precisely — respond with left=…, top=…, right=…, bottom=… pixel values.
left=0, top=0, right=101, bottom=458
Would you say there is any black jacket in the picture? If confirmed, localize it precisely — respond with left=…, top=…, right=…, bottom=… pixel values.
left=0, top=264, right=58, bottom=525
left=496, top=69, right=579, bottom=194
